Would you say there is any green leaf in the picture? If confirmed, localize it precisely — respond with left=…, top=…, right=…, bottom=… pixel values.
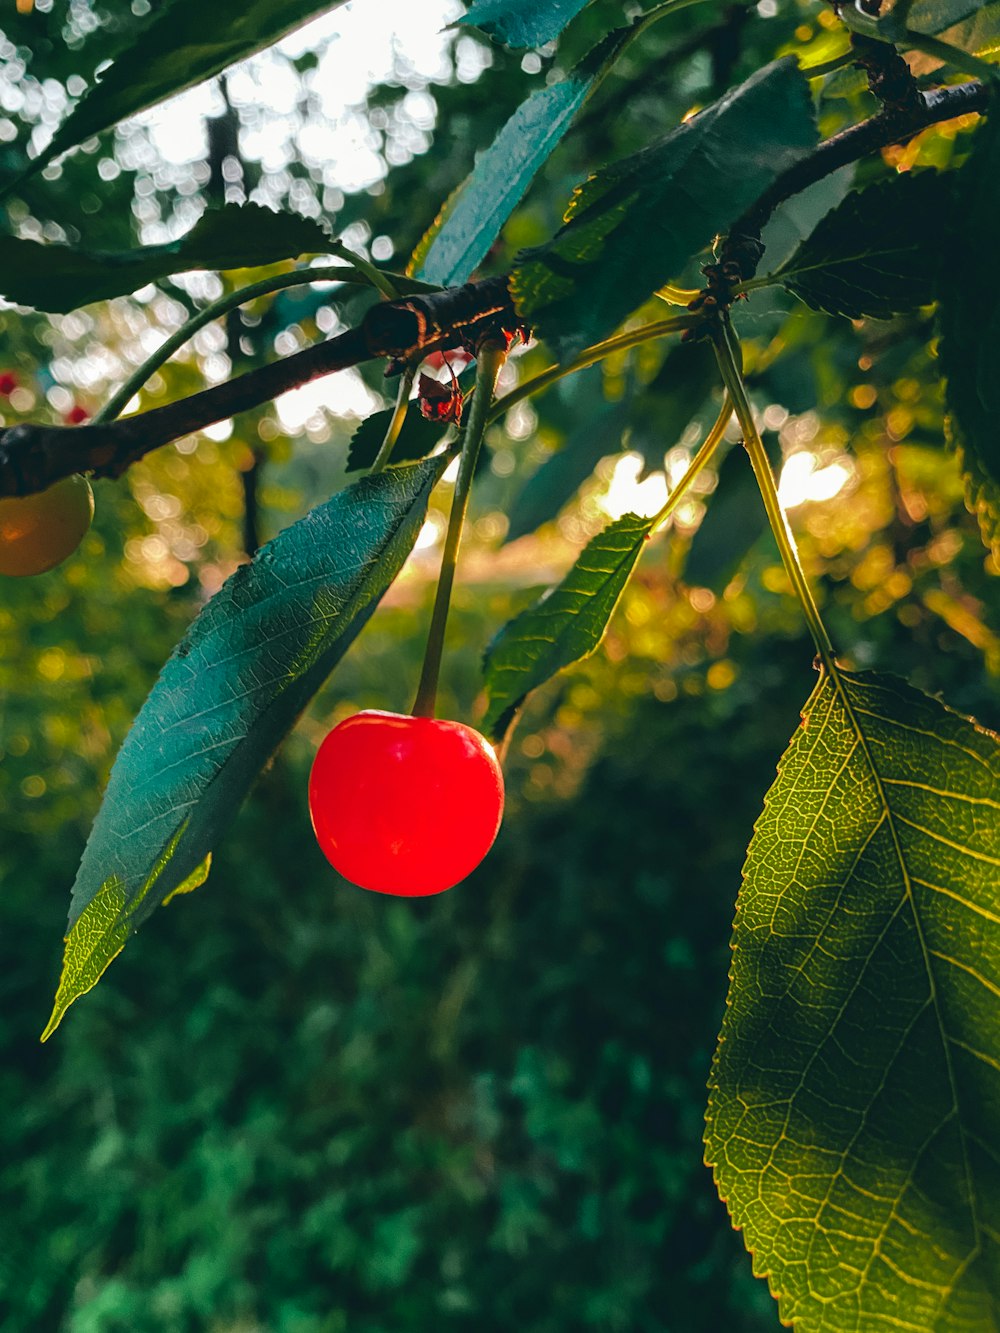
left=938, top=115, right=1000, bottom=558
left=512, top=58, right=817, bottom=360
left=775, top=171, right=951, bottom=320
left=41, top=842, right=211, bottom=1043
left=483, top=511, right=652, bottom=740
left=757, top=164, right=854, bottom=276
left=417, top=25, right=634, bottom=287
left=683, top=434, right=781, bottom=591
left=43, top=458, right=447, bottom=1039
left=706, top=669, right=1000, bottom=1331
left=0, top=204, right=331, bottom=313
left=505, top=400, right=628, bottom=542
left=458, top=0, right=593, bottom=47
left=7, top=0, right=350, bottom=190
left=346, top=408, right=449, bottom=473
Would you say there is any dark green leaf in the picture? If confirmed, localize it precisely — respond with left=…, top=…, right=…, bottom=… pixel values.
left=458, top=0, right=593, bottom=47
left=683, top=434, right=781, bottom=591
left=348, top=366, right=476, bottom=472
left=938, top=115, right=1000, bottom=558
left=346, top=409, right=449, bottom=473
left=776, top=170, right=951, bottom=319
left=417, top=25, right=634, bottom=287
left=0, top=204, right=331, bottom=312
left=757, top=164, right=854, bottom=275
left=706, top=669, right=1000, bottom=1331
left=483, top=511, right=652, bottom=740
left=626, top=339, right=718, bottom=478
left=42, top=457, right=447, bottom=1039
left=6, top=0, right=349, bottom=190
left=512, top=59, right=817, bottom=360
left=505, top=401, right=628, bottom=542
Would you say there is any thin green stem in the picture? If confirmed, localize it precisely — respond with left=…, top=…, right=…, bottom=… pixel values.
left=649, top=393, right=732, bottom=534
left=837, top=2, right=998, bottom=81
left=370, top=365, right=418, bottom=474
left=801, top=48, right=856, bottom=78
left=329, top=240, right=400, bottom=299
left=656, top=282, right=701, bottom=306
left=412, top=342, right=506, bottom=719
left=488, top=314, right=697, bottom=426
left=93, top=265, right=362, bottom=424
left=93, top=261, right=433, bottom=428
left=710, top=314, right=838, bottom=675
left=900, top=27, right=999, bottom=82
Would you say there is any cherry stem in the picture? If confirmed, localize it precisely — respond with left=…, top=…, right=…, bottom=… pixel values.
left=92, top=262, right=433, bottom=427
left=412, top=340, right=506, bottom=719
left=370, top=364, right=417, bottom=475
left=648, top=392, right=733, bottom=534
left=710, top=313, right=838, bottom=677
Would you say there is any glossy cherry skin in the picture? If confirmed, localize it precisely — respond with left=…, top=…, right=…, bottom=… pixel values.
left=308, top=710, right=504, bottom=896
left=0, top=474, right=94, bottom=576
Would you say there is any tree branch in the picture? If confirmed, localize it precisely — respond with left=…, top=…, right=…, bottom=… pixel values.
left=0, top=78, right=989, bottom=499
left=722, top=79, right=989, bottom=282
left=0, top=277, right=516, bottom=498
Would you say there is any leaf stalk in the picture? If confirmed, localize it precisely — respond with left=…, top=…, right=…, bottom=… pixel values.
left=710, top=314, right=838, bottom=676
left=412, top=342, right=506, bottom=719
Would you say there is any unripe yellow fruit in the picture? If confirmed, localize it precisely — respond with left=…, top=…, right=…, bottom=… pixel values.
left=0, top=475, right=94, bottom=576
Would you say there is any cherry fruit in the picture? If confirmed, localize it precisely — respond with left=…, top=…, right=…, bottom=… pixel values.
left=0, top=474, right=94, bottom=576
left=309, top=710, right=504, bottom=896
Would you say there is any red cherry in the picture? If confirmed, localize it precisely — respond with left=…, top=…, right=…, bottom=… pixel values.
left=308, top=710, right=504, bottom=896
left=64, top=404, right=90, bottom=425
left=0, top=372, right=18, bottom=397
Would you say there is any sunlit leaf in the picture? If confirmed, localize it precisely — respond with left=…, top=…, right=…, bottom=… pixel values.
left=706, top=669, right=1000, bottom=1331
left=41, top=844, right=210, bottom=1043
left=0, top=205, right=331, bottom=312
left=483, top=511, right=651, bottom=739
left=43, top=458, right=447, bottom=1038
left=512, top=59, right=817, bottom=359
left=776, top=171, right=950, bottom=319
left=5, top=0, right=351, bottom=190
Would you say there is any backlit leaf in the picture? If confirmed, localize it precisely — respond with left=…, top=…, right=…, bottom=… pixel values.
left=706, top=669, right=1000, bottom=1331
left=483, top=511, right=652, bottom=739
left=43, top=457, right=447, bottom=1038
left=512, top=59, right=817, bottom=359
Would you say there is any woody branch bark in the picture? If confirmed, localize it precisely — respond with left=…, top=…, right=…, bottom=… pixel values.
left=0, top=277, right=515, bottom=498
left=720, top=79, right=989, bottom=284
